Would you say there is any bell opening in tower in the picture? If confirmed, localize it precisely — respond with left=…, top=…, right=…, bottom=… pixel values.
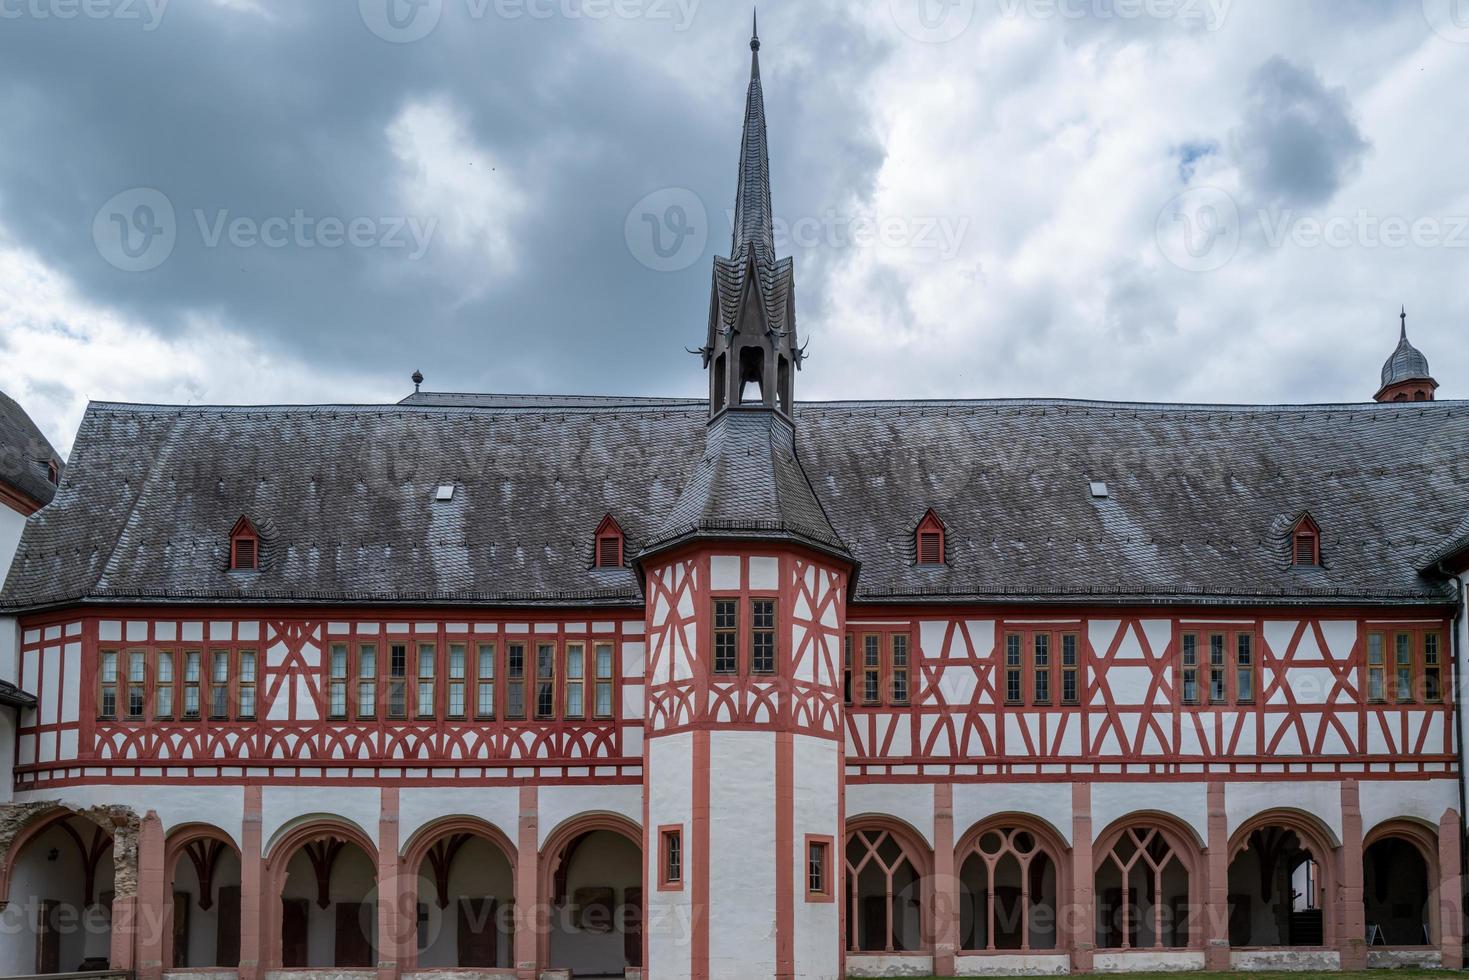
left=739, top=346, right=765, bottom=405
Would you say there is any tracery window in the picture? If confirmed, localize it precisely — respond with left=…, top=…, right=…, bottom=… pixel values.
left=959, top=825, right=1061, bottom=951
left=1095, top=825, right=1191, bottom=950
left=846, top=828, right=925, bottom=953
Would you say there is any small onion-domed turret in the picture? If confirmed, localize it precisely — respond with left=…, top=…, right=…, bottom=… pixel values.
left=1375, top=308, right=1438, bottom=402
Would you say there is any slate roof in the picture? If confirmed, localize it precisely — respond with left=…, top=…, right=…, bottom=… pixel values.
left=3, top=396, right=1467, bottom=612
left=0, top=389, right=61, bottom=510
left=644, top=410, right=846, bottom=560
left=0, top=679, right=37, bottom=710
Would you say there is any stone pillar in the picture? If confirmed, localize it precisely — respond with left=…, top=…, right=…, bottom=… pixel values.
left=932, top=783, right=958, bottom=977
left=377, top=787, right=403, bottom=980
left=108, top=815, right=141, bottom=973
left=1439, top=808, right=1463, bottom=969
left=1069, top=782, right=1094, bottom=973
left=1204, top=783, right=1230, bottom=970
left=515, top=784, right=540, bottom=980
left=136, top=812, right=166, bottom=980
left=239, top=786, right=264, bottom=980
left=1338, top=780, right=1367, bottom=970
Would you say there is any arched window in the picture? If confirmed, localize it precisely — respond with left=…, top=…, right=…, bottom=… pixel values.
left=915, top=510, right=945, bottom=566
left=230, top=516, right=260, bottom=572
left=1362, top=821, right=1437, bottom=948
left=1095, top=822, right=1195, bottom=950
left=846, top=825, right=929, bottom=954
left=1290, top=513, right=1320, bottom=567
left=958, top=821, right=1067, bottom=952
left=594, top=515, right=625, bottom=569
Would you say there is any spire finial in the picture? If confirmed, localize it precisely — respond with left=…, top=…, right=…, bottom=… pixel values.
left=412, top=369, right=424, bottom=393
left=751, top=8, right=759, bottom=51
left=1401, top=305, right=1407, bottom=339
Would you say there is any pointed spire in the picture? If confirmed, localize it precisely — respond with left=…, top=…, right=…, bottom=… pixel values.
left=1401, top=305, right=1408, bottom=340
left=731, top=10, right=775, bottom=259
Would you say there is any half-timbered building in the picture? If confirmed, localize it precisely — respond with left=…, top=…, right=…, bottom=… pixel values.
left=1, top=26, right=1467, bottom=980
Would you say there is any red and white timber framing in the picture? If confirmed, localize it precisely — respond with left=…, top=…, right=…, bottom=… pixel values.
left=643, top=544, right=846, bottom=980
left=2, top=594, right=1464, bottom=979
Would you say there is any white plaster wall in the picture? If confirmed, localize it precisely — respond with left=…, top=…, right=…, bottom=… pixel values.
left=792, top=735, right=841, bottom=980
left=1092, top=950, right=1205, bottom=972
left=414, top=835, right=514, bottom=969
left=280, top=843, right=377, bottom=968
left=0, top=821, right=115, bottom=974
left=548, top=829, right=640, bottom=975
left=954, top=952, right=1071, bottom=975
left=0, top=708, right=13, bottom=805
left=537, top=783, right=642, bottom=849
left=708, top=730, right=776, bottom=980
left=1224, top=781, right=1342, bottom=842
left=0, top=615, right=18, bottom=684
left=0, top=504, right=25, bottom=580
left=645, top=731, right=692, bottom=980
left=1359, top=778, right=1459, bottom=834
left=953, top=782, right=1074, bottom=845
left=845, top=783, right=935, bottom=847
left=11, top=785, right=248, bottom=849
left=263, top=786, right=379, bottom=859
left=397, top=787, right=520, bottom=855
left=1091, top=783, right=1207, bottom=846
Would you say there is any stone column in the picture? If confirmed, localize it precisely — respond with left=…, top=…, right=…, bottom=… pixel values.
left=932, top=783, right=958, bottom=976
left=135, top=812, right=166, bottom=980
left=1439, top=808, right=1463, bottom=969
left=108, top=814, right=141, bottom=973
left=1069, top=782, right=1094, bottom=972
left=377, top=787, right=403, bottom=980
left=515, top=784, right=540, bottom=980
left=1338, top=780, right=1367, bottom=970
left=239, top=786, right=264, bottom=980
left=1204, top=783, right=1230, bottom=970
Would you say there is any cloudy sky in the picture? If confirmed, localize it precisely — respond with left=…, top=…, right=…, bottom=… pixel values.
left=1, top=0, right=1466, bottom=455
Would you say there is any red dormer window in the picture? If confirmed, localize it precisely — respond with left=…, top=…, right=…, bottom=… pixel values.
left=230, top=516, right=260, bottom=571
left=1291, top=513, right=1321, bottom=567
left=915, top=510, right=946, bottom=565
left=594, top=514, right=625, bottom=569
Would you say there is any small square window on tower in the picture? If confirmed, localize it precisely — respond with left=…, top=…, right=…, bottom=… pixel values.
left=594, top=514, right=625, bottom=568
left=658, top=826, right=684, bottom=891
left=915, top=509, right=946, bottom=565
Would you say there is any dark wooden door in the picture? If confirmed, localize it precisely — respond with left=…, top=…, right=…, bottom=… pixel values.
left=335, top=901, right=373, bottom=967
left=281, top=898, right=310, bottom=968
left=36, top=900, right=60, bottom=975
left=172, top=892, right=190, bottom=968
left=216, top=885, right=241, bottom=967
left=623, top=887, right=643, bottom=967
left=457, top=897, right=498, bottom=967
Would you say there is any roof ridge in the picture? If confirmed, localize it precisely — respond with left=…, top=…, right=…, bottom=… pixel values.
left=84, top=396, right=1469, bottom=415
